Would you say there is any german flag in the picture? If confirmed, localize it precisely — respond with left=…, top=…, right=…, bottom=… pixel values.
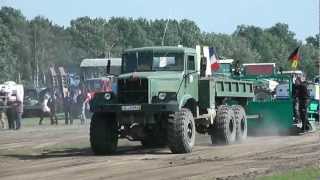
left=288, top=46, right=300, bottom=69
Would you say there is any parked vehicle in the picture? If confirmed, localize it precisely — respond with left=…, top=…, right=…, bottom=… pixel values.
left=23, top=87, right=45, bottom=117
left=79, top=58, right=121, bottom=121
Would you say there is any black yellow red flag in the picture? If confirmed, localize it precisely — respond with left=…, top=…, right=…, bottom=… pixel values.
left=288, top=46, right=300, bottom=69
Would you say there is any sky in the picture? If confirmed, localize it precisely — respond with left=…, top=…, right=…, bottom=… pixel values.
left=0, top=0, right=318, bottom=40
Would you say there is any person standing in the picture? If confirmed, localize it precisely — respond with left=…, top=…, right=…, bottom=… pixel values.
left=9, top=86, right=24, bottom=130
left=6, top=102, right=15, bottom=129
left=0, top=89, right=7, bottom=129
left=39, top=94, right=51, bottom=125
left=13, top=98, right=23, bottom=130
left=76, top=90, right=85, bottom=124
left=295, top=77, right=311, bottom=132
left=0, top=108, right=5, bottom=129
left=64, top=92, right=72, bottom=125
left=70, top=89, right=79, bottom=124
left=292, top=78, right=300, bottom=124
left=234, top=60, right=241, bottom=76
left=48, top=93, right=58, bottom=125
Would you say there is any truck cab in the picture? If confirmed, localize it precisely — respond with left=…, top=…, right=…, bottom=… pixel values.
left=119, top=46, right=198, bottom=109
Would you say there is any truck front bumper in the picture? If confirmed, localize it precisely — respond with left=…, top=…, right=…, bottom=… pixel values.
left=92, top=103, right=179, bottom=113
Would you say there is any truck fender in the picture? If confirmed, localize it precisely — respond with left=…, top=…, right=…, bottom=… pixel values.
left=179, top=94, right=194, bottom=109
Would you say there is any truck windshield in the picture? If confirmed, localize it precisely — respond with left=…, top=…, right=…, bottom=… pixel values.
left=122, top=51, right=184, bottom=73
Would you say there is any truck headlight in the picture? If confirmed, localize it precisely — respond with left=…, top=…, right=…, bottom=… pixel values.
left=104, top=93, right=112, bottom=100
left=158, top=92, right=167, bottom=100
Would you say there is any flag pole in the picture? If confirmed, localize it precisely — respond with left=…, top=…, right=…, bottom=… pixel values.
left=318, top=0, right=320, bottom=74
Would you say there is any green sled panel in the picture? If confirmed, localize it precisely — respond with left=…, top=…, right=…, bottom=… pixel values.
left=246, top=99, right=294, bottom=133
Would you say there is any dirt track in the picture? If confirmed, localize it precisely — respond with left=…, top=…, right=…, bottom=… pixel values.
left=0, top=123, right=319, bottom=180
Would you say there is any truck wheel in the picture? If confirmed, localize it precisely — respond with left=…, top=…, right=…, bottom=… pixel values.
left=167, top=108, right=195, bottom=153
left=231, top=105, right=247, bottom=142
left=90, top=113, right=118, bottom=155
left=210, top=105, right=236, bottom=144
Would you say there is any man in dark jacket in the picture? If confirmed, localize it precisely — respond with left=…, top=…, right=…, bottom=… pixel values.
left=13, top=99, right=23, bottom=130
left=0, top=90, right=7, bottom=129
left=292, top=78, right=300, bottom=124
left=48, top=93, right=58, bottom=125
left=64, top=92, right=73, bottom=125
left=295, top=77, right=311, bottom=132
left=6, top=101, right=15, bottom=129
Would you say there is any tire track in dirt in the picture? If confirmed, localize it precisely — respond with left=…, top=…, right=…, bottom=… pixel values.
left=0, top=125, right=319, bottom=180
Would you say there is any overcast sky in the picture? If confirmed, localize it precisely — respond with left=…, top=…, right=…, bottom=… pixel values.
left=1, top=0, right=318, bottom=40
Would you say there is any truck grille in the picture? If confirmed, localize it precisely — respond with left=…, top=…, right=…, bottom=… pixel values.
left=118, top=78, right=148, bottom=104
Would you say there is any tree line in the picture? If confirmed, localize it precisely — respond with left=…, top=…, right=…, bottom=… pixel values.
left=0, top=6, right=318, bottom=85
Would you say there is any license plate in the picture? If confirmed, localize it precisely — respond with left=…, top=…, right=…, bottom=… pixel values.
left=121, top=105, right=141, bottom=111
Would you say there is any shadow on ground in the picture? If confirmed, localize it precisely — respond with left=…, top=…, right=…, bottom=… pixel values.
left=1, top=145, right=171, bottom=160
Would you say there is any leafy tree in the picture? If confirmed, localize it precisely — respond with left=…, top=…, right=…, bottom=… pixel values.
left=306, top=34, right=319, bottom=48
left=0, top=7, right=28, bottom=82
left=0, top=6, right=318, bottom=85
left=202, top=32, right=261, bottom=63
left=178, top=19, right=201, bottom=47
left=0, top=18, right=17, bottom=81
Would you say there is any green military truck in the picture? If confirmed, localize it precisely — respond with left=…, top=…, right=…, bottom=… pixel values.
left=89, top=46, right=254, bottom=154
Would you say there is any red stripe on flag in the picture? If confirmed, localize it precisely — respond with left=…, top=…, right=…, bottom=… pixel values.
left=288, top=46, right=300, bottom=61
left=211, top=63, right=220, bottom=71
left=290, top=54, right=299, bottom=61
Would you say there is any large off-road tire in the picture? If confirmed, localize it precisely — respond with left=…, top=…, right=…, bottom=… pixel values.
left=231, top=105, right=247, bottom=142
left=90, top=113, right=118, bottom=155
left=167, top=108, right=195, bottom=154
left=210, top=105, right=236, bottom=145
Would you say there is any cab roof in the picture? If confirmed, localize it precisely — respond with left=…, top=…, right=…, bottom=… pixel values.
left=124, top=46, right=196, bottom=54
left=80, top=58, right=121, bottom=67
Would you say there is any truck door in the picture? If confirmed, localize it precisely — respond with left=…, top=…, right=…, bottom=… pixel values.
left=185, top=55, right=199, bottom=101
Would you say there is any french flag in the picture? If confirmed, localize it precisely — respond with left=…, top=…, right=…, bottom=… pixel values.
left=209, top=47, right=220, bottom=71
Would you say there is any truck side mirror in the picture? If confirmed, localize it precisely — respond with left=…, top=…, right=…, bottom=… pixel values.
left=106, top=60, right=111, bottom=74
left=200, top=57, right=207, bottom=77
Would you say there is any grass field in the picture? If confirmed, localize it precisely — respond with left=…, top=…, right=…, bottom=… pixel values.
left=258, top=167, right=320, bottom=180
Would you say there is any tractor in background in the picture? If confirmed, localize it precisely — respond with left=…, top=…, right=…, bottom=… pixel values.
left=79, top=58, right=121, bottom=121
left=23, top=86, right=47, bottom=117
left=208, top=60, right=319, bottom=134
left=237, top=63, right=319, bottom=134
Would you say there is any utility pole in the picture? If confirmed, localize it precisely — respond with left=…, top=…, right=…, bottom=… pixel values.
left=161, top=19, right=169, bottom=46
left=33, top=25, right=38, bottom=87
left=102, top=21, right=106, bottom=58
left=318, top=0, right=320, bottom=74
left=17, top=72, right=21, bottom=84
